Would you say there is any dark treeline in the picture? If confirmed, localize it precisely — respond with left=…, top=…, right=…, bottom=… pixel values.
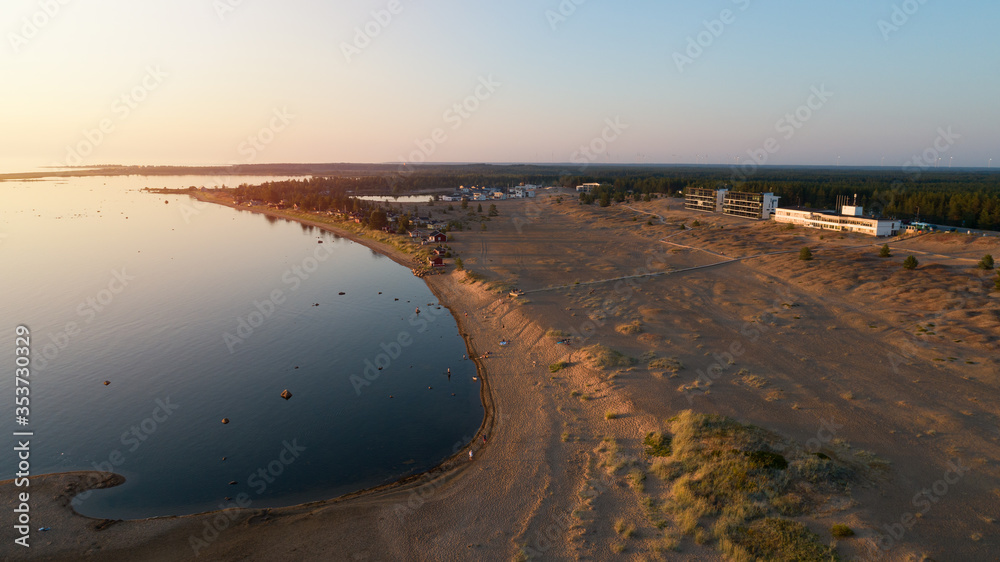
left=215, top=164, right=1000, bottom=231
left=562, top=167, right=1000, bottom=230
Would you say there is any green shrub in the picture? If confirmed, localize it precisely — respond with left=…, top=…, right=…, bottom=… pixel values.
left=549, top=361, right=569, bottom=373
left=726, top=518, right=838, bottom=561
left=978, top=254, right=994, bottom=270
left=799, top=247, right=813, bottom=261
left=903, top=255, right=918, bottom=270
left=615, top=321, right=642, bottom=335
left=582, top=345, right=637, bottom=369
left=879, top=244, right=891, bottom=258
left=643, top=432, right=673, bottom=457
left=830, top=524, right=855, bottom=538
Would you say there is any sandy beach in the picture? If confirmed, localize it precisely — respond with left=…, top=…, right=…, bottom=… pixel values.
left=3, top=190, right=999, bottom=561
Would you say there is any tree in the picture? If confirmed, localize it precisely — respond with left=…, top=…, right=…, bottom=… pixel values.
left=978, top=254, right=994, bottom=270
left=461, top=198, right=469, bottom=209
left=454, top=257, right=464, bottom=271
left=396, top=214, right=410, bottom=234
left=799, top=247, right=813, bottom=261
left=879, top=244, right=891, bottom=258
left=488, top=204, right=498, bottom=217
left=367, top=209, right=388, bottom=230
left=477, top=203, right=483, bottom=213
left=995, top=270, right=1000, bottom=291
left=903, top=255, right=919, bottom=270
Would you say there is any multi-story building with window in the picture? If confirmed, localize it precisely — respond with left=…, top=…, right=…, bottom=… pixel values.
left=684, top=187, right=779, bottom=219
left=773, top=206, right=901, bottom=236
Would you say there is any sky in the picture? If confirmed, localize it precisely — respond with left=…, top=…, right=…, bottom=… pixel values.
left=2, top=0, right=998, bottom=171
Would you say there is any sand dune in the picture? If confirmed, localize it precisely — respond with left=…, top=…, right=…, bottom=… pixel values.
left=3, top=190, right=998, bottom=560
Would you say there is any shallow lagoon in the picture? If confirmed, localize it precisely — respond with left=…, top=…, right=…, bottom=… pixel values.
left=0, top=176, right=482, bottom=519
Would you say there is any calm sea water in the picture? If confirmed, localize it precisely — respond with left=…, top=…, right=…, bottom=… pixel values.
left=0, top=176, right=482, bottom=519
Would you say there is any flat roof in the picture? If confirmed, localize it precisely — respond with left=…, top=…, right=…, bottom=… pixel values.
left=778, top=207, right=898, bottom=222
left=778, top=206, right=832, bottom=214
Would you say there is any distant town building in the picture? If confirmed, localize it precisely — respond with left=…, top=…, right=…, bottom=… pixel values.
left=576, top=183, right=600, bottom=193
left=512, top=184, right=538, bottom=198
left=774, top=206, right=901, bottom=237
left=684, top=187, right=779, bottom=220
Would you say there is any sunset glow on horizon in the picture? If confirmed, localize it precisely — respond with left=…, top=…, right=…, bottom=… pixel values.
left=3, top=0, right=999, bottom=171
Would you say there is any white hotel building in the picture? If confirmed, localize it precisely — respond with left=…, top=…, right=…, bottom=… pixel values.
left=773, top=205, right=901, bottom=237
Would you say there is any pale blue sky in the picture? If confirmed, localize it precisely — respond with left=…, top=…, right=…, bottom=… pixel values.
left=2, top=0, right=997, bottom=170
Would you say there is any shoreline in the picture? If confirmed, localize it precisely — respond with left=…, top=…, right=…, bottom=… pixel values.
left=0, top=191, right=500, bottom=549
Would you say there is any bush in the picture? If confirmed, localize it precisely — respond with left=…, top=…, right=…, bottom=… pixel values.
left=643, top=432, right=672, bottom=457
left=549, top=361, right=569, bottom=373
left=879, top=244, right=891, bottom=258
left=692, top=220, right=700, bottom=227
left=615, top=321, right=642, bottom=335
left=454, top=257, right=464, bottom=271
left=830, top=524, right=855, bottom=538
left=903, top=255, right=918, bottom=270
left=799, top=247, right=813, bottom=261
left=477, top=203, right=483, bottom=213
left=582, top=345, right=637, bottom=369
left=978, top=254, right=995, bottom=270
